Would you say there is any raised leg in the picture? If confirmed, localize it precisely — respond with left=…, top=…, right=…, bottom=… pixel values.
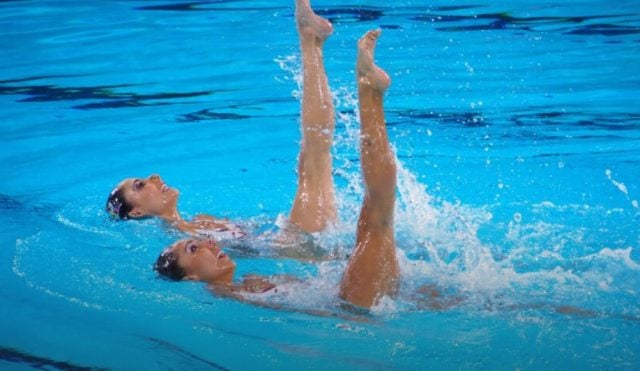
left=339, top=30, right=399, bottom=308
left=289, top=0, right=337, bottom=233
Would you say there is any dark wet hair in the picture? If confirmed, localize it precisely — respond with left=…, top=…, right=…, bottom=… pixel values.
left=154, top=249, right=186, bottom=281
left=106, top=187, right=133, bottom=220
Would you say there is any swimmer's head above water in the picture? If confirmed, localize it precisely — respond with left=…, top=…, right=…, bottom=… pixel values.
left=154, top=238, right=236, bottom=284
left=106, top=174, right=179, bottom=220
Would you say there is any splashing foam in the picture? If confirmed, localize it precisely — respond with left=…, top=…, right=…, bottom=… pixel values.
left=394, top=162, right=517, bottom=295
left=274, top=54, right=302, bottom=100
left=273, top=54, right=639, bottom=315
left=328, top=78, right=509, bottom=295
left=605, top=169, right=638, bottom=209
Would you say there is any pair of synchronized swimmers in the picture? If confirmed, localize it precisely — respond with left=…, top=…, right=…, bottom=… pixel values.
left=105, top=1, right=623, bottom=320
left=106, top=0, right=400, bottom=309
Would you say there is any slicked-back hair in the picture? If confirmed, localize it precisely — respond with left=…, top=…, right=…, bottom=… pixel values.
left=106, top=187, right=133, bottom=220
left=154, top=250, right=186, bottom=281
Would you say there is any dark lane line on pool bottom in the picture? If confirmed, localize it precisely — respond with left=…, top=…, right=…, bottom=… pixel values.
left=0, top=345, right=105, bottom=371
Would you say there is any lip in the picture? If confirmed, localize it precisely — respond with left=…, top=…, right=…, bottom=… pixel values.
left=161, top=184, right=169, bottom=192
left=206, top=240, right=225, bottom=259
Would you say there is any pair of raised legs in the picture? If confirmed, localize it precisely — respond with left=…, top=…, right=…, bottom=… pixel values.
left=291, top=0, right=399, bottom=308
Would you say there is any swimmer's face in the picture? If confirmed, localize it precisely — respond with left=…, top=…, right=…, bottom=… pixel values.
left=118, top=174, right=179, bottom=219
left=169, top=239, right=236, bottom=283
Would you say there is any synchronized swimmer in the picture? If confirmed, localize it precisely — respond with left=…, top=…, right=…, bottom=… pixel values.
left=105, top=174, right=245, bottom=239
left=107, top=0, right=398, bottom=309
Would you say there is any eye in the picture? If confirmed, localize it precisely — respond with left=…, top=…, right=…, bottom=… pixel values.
left=185, top=241, right=198, bottom=254
left=133, top=179, right=145, bottom=190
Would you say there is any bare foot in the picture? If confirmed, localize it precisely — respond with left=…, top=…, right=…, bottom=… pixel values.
left=357, top=29, right=391, bottom=91
left=295, top=0, right=333, bottom=42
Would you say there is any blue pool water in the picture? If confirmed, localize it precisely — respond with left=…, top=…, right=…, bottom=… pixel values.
left=1, top=0, right=639, bottom=369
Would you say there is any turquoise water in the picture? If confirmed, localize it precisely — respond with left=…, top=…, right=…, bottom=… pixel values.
left=1, top=0, right=639, bottom=369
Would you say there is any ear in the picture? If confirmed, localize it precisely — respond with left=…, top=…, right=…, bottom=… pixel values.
left=127, top=208, right=145, bottom=219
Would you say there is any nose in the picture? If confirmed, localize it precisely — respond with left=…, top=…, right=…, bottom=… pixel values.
left=149, top=174, right=161, bottom=183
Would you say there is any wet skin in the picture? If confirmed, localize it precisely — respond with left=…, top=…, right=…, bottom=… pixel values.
left=160, top=2, right=399, bottom=310
left=168, top=239, right=236, bottom=283
left=115, top=174, right=243, bottom=236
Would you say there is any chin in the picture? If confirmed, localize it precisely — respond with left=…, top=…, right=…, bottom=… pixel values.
left=170, top=188, right=180, bottom=200
left=163, top=189, right=179, bottom=205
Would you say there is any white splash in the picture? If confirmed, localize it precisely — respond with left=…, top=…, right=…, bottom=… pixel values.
left=270, top=53, right=640, bottom=316
left=274, top=54, right=302, bottom=100
left=56, top=213, right=119, bottom=237
left=605, top=168, right=637, bottom=208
